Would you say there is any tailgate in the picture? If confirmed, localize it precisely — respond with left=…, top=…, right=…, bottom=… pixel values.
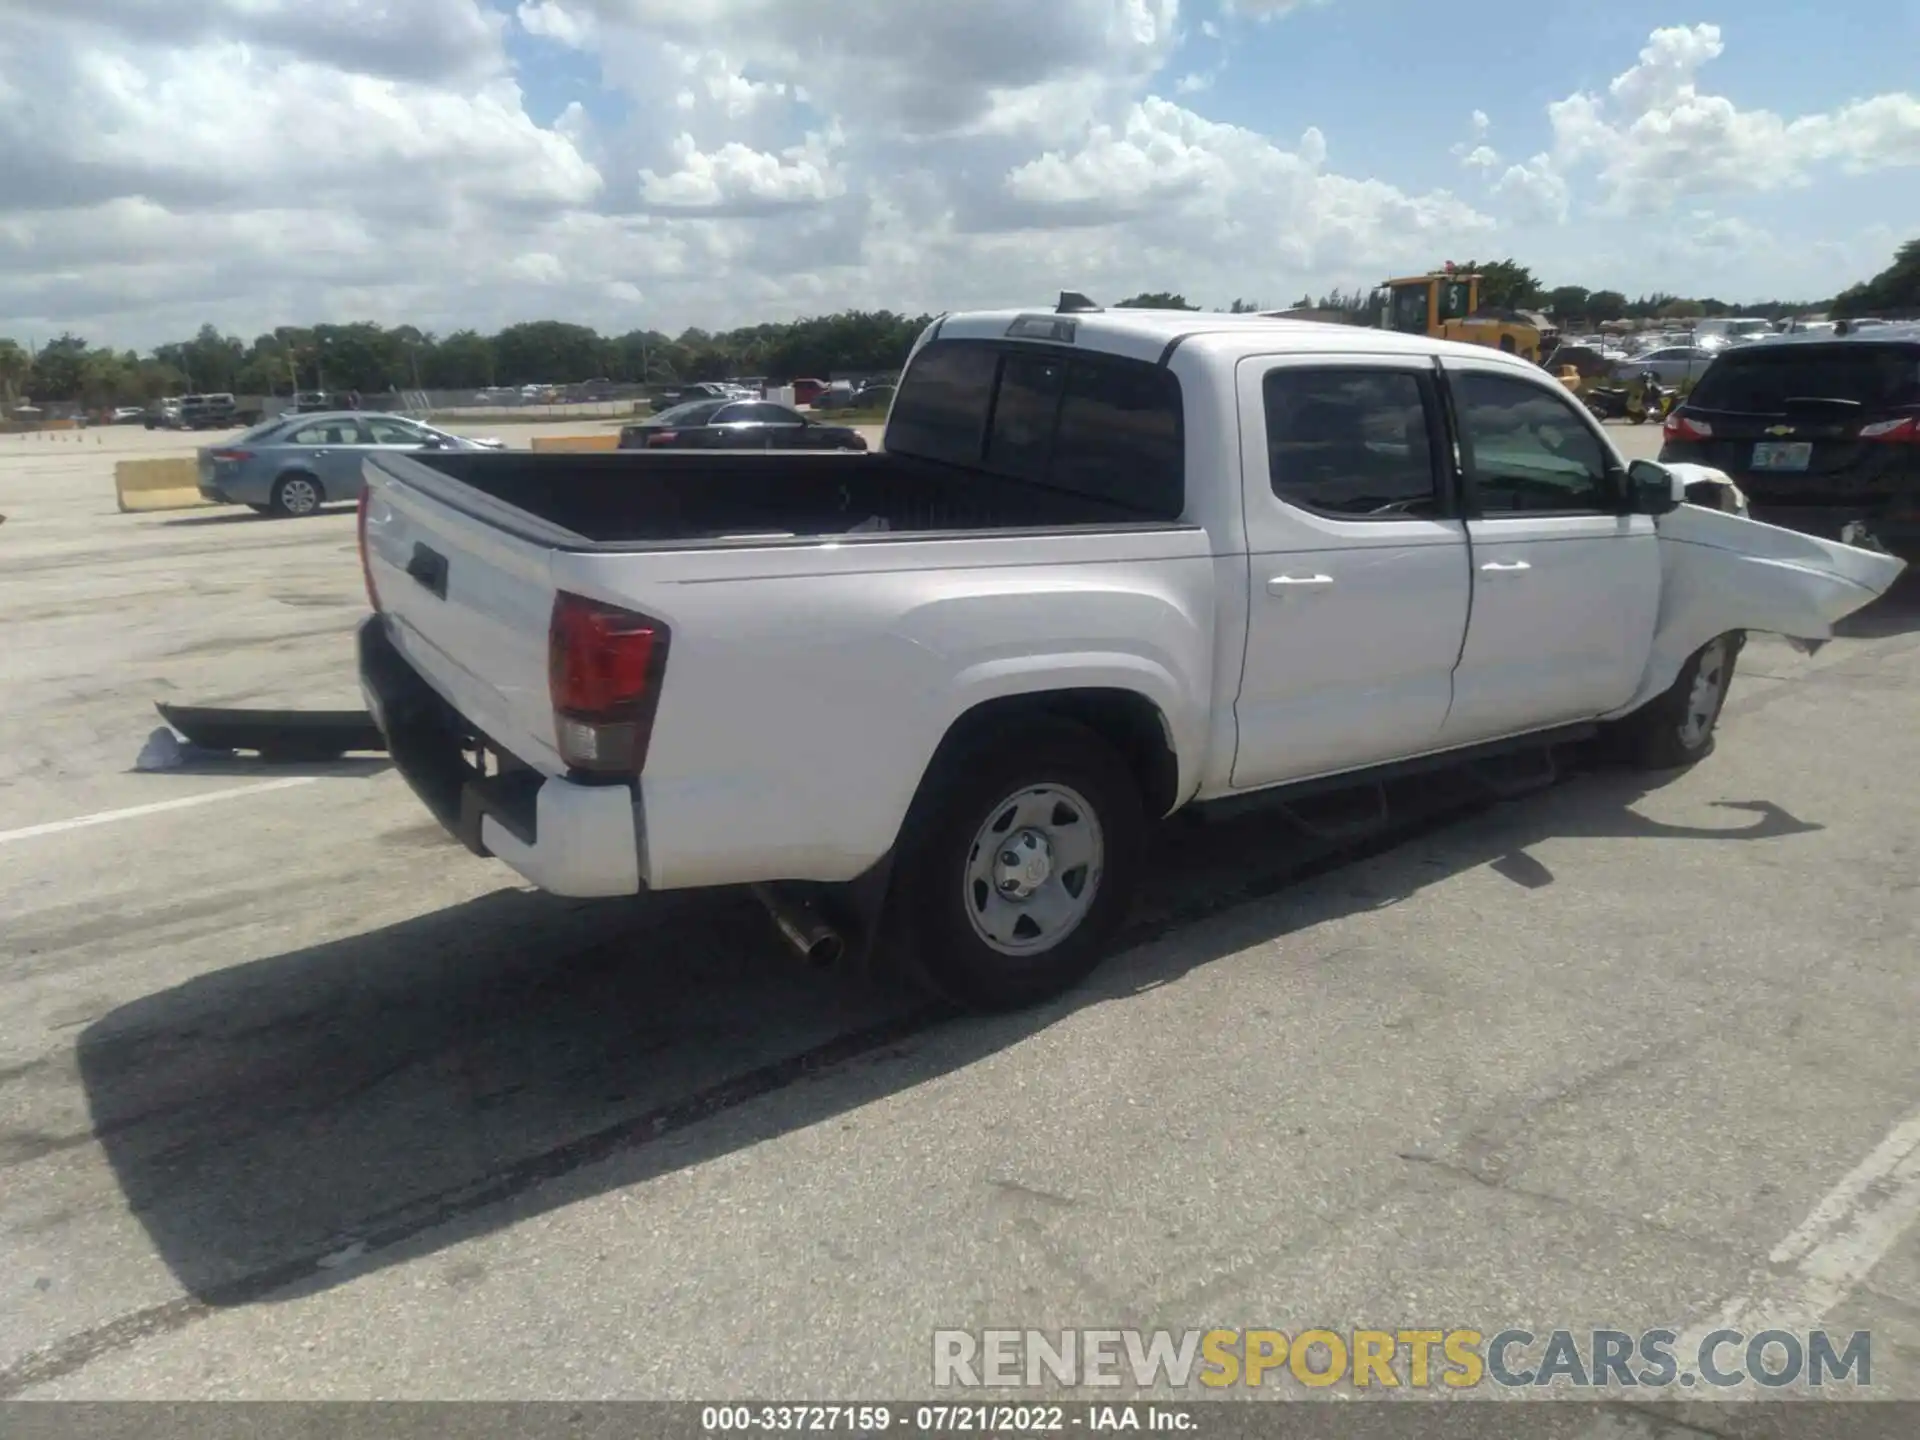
left=361, top=453, right=564, bottom=773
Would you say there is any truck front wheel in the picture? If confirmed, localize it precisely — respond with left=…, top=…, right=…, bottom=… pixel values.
left=1612, top=633, right=1743, bottom=771
left=895, top=719, right=1145, bottom=1012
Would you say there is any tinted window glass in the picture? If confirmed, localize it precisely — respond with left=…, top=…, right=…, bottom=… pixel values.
left=1389, top=285, right=1430, bottom=334
left=887, top=341, right=999, bottom=465
left=364, top=418, right=426, bottom=444
left=1050, top=358, right=1184, bottom=517
left=985, top=353, right=1067, bottom=481
left=1264, top=369, right=1439, bottom=518
left=652, top=400, right=725, bottom=426
left=740, top=403, right=801, bottom=424
left=288, top=420, right=367, bottom=445
left=1687, top=344, right=1920, bottom=412
left=1454, top=372, right=1614, bottom=514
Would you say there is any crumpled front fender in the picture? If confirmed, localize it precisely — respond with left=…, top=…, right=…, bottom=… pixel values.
left=1611, top=505, right=1908, bottom=716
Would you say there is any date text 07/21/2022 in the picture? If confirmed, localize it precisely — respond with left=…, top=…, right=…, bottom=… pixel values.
left=699, top=1405, right=1193, bottom=1433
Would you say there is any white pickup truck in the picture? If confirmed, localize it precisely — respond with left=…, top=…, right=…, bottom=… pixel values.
left=356, top=300, right=1904, bottom=1010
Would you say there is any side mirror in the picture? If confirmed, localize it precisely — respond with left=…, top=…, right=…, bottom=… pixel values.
left=1627, top=458, right=1683, bottom=516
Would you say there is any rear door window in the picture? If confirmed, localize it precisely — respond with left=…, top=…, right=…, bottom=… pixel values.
left=1688, top=345, right=1920, bottom=413
left=288, top=420, right=369, bottom=445
left=1264, top=368, right=1442, bottom=518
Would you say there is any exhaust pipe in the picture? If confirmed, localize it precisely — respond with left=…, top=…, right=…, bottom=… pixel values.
left=751, top=884, right=846, bottom=968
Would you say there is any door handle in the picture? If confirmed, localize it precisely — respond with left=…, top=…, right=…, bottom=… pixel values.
left=1267, top=574, right=1334, bottom=595
left=1479, top=560, right=1532, bottom=575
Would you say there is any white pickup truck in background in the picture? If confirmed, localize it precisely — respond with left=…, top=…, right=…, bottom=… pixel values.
left=356, top=299, right=1905, bottom=1010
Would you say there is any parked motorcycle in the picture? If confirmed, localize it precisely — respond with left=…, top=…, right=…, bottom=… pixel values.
left=1582, top=370, right=1677, bottom=425
left=1632, top=371, right=1677, bottom=425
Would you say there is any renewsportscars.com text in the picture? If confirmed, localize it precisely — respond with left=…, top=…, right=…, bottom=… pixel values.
left=932, top=1327, right=1872, bottom=1391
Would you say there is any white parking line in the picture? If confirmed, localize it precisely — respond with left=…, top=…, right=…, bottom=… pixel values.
left=1678, top=1104, right=1920, bottom=1349
left=0, top=777, right=318, bottom=847
left=1576, top=1104, right=1920, bottom=1433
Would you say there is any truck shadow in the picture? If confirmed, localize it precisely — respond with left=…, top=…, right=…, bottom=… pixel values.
left=75, top=752, right=1820, bottom=1312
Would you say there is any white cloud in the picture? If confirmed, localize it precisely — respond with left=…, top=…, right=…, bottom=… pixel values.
left=1002, top=97, right=1492, bottom=274
left=0, top=9, right=1916, bottom=349
left=1547, top=23, right=1920, bottom=212
left=516, top=0, right=599, bottom=49
left=639, top=131, right=846, bottom=211
left=1492, top=155, right=1570, bottom=225
left=1224, top=0, right=1332, bottom=17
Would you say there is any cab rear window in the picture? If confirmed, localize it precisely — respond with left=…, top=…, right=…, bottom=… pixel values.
left=1687, top=344, right=1920, bottom=413
left=888, top=338, right=1185, bottom=518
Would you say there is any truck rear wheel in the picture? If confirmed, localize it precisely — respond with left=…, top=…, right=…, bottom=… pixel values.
left=894, top=719, right=1145, bottom=1012
left=1612, top=633, right=1742, bottom=771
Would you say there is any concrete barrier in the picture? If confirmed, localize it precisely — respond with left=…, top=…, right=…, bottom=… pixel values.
left=115, top=458, right=213, bottom=513
left=529, top=433, right=621, bottom=453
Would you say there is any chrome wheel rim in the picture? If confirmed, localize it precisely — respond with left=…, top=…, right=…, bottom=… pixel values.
left=1679, top=637, right=1730, bottom=749
left=963, top=783, right=1104, bottom=956
left=280, top=478, right=319, bottom=515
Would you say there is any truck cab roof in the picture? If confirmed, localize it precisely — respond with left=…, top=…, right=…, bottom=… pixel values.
left=931, top=306, right=1549, bottom=374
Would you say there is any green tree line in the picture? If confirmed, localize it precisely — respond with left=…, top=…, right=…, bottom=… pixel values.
left=5, top=238, right=1915, bottom=410
left=1, top=311, right=934, bottom=408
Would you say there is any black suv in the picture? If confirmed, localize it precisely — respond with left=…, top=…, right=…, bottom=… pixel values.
left=1658, top=326, right=1920, bottom=557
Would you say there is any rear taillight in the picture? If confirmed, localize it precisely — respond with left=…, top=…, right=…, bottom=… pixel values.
left=1861, top=416, right=1919, bottom=443
left=548, top=592, right=670, bottom=774
left=1664, top=413, right=1712, bottom=441
left=646, top=431, right=677, bottom=446
left=209, top=448, right=253, bottom=462
left=357, top=488, right=381, bottom=613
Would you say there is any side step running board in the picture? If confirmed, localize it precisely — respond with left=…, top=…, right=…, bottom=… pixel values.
left=1276, top=783, right=1391, bottom=844
left=1465, top=746, right=1560, bottom=801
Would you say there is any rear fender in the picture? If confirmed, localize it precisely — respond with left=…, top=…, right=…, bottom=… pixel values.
left=1612, top=505, right=1907, bottom=713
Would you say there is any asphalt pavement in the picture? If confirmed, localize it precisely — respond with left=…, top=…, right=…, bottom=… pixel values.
left=2, top=422, right=1918, bottom=1412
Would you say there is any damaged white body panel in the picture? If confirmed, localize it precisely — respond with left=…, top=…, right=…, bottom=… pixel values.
left=1611, top=499, right=1908, bottom=714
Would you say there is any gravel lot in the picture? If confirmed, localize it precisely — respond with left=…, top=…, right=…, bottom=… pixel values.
left=2, top=421, right=1918, bottom=1416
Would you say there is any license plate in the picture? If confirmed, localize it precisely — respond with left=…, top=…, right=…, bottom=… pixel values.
left=1751, top=441, right=1812, bottom=472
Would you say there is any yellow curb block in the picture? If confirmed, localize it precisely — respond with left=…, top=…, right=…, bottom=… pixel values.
left=530, top=433, right=621, bottom=453
left=116, top=458, right=214, bottom=513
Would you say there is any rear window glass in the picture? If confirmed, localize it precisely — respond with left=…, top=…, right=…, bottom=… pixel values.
left=1688, top=345, right=1920, bottom=412
left=890, top=339, right=1184, bottom=518
left=887, top=341, right=999, bottom=465
left=1051, top=357, right=1184, bottom=516
left=985, top=352, right=1066, bottom=481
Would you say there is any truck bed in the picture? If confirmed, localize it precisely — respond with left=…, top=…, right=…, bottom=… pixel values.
left=401, top=449, right=1172, bottom=546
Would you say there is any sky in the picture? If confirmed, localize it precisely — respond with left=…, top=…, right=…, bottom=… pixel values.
left=1, top=0, right=1917, bottom=350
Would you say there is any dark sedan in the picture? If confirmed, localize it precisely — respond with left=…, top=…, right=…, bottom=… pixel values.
left=619, top=398, right=869, bottom=450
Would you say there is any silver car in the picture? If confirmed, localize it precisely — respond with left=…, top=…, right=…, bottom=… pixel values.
left=1613, top=345, right=1718, bottom=387
left=196, top=411, right=507, bottom=516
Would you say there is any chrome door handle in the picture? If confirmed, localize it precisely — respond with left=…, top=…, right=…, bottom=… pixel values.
left=1267, top=574, right=1334, bottom=595
left=1479, top=560, right=1531, bottom=575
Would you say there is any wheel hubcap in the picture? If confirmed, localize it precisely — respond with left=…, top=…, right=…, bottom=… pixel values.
left=1679, top=638, right=1730, bottom=748
left=964, top=784, right=1104, bottom=956
left=282, top=479, right=318, bottom=514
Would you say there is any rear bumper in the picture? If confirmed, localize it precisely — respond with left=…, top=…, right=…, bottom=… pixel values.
left=357, top=616, right=644, bottom=897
